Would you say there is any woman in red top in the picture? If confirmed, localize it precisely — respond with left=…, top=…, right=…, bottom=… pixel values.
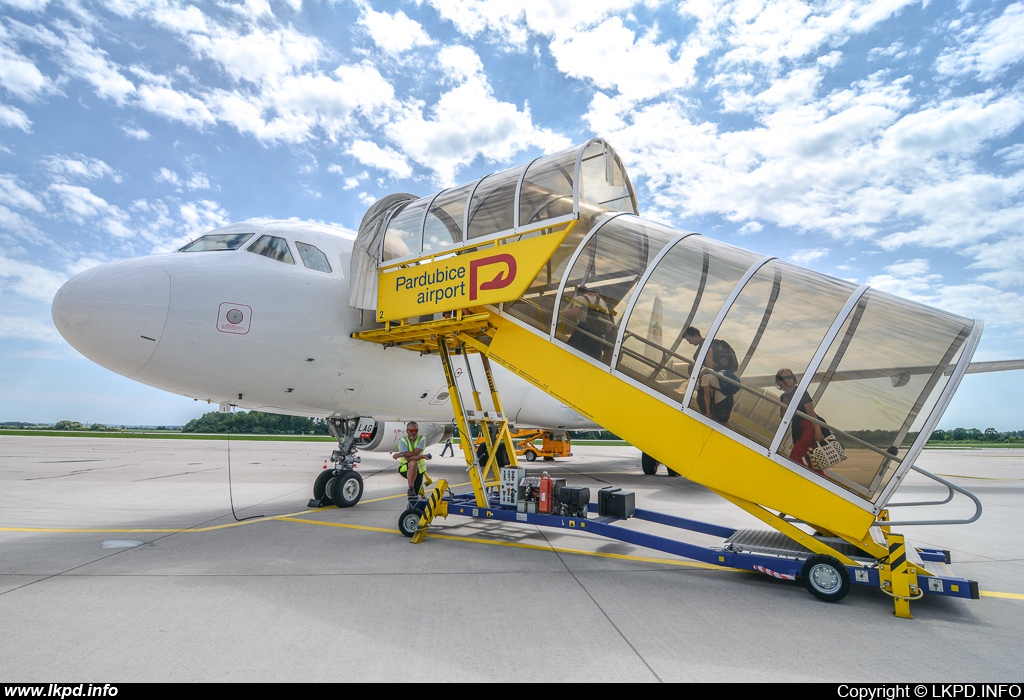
left=776, top=369, right=826, bottom=472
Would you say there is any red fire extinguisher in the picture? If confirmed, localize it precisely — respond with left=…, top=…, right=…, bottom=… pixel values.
left=539, top=472, right=553, bottom=514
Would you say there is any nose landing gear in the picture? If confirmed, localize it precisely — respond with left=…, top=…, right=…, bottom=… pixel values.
left=307, top=417, right=365, bottom=508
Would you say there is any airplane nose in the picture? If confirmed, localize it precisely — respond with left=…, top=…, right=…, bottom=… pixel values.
left=52, top=259, right=171, bottom=377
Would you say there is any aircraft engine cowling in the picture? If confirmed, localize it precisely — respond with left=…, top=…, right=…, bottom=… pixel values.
left=355, top=421, right=453, bottom=453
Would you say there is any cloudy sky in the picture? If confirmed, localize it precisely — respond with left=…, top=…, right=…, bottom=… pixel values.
left=1, top=0, right=1022, bottom=429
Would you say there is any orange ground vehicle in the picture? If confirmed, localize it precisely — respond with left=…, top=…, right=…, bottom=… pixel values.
left=511, top=429, right=572, bottom=462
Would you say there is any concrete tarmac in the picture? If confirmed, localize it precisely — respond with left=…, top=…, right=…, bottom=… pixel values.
left=1, top=436, right=1022, bottom=682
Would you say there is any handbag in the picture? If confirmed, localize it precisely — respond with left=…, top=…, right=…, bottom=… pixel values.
left=809, top=434, right=847, bottom=471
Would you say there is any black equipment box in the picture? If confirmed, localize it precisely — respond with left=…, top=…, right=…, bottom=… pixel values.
left=598, top=486, right=635, bottom=518
left=559, top=485, right=590, bottom=507
left=557, top=485, right=590, bottom=517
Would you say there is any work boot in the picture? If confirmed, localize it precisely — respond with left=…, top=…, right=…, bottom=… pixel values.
left=407, top=488, right=418, bottom=499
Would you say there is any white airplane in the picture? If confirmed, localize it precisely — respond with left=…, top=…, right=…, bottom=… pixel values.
left=51, top=219, right=594, bottom=508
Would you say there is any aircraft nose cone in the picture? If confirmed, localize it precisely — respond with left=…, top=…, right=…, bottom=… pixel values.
left=52, top=259, right=171, bottom=377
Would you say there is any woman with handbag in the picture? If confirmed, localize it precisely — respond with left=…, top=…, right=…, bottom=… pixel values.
left=776, top=369, right=827, bottom=473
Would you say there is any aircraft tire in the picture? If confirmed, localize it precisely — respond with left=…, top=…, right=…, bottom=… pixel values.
left=399, top=508, right=423, bottom=538
left=641, top=453, right=658, bottom=475
left=313, top=469, right=335, bottom=505
left=331, top=470, right=363, bottom=508
left=801, top=555, right=851, bottom=602
left=524, top=450, right=537, bottom=462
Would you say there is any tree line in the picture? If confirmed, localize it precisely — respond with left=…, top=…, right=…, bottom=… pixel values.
left=3, top=417, right=1023, bottom=443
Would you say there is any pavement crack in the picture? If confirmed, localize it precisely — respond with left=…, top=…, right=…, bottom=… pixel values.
left=535, top=526, right=663, bottom=682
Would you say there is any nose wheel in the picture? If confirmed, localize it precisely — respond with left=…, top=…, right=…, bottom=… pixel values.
left=328, top=470, right=363, bottom=508
left=309, top=468, right=363, bottom=508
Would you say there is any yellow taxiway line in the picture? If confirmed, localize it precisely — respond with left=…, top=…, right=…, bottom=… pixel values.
left=3, top=484, right=1023, bottom=599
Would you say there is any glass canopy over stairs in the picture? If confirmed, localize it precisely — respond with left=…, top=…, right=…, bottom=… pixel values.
left=349, top=139, right=981, bottom=550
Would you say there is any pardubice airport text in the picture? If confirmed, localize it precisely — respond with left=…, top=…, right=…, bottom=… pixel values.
left=394, top=264, right=467, bottom=305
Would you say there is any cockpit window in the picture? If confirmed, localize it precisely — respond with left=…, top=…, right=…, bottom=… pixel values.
left=296, top=241, right=332, bottom=273
left=247, top=235, right=295, bottom=264
left=178, top=232, right=254, bottom=252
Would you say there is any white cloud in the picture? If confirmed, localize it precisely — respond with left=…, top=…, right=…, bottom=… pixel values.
left=347, top=140, right=412, bottom=179
left=136, top=83, right=216, bottom=127
left=174, top=199, right=230, bottom=243
left=426, top=0, right=636, bottom=45
left=155, top=167, right=181, bottom=187
left=936, top=2, right=1024, bottom=81
left=884, top=258, right=931, bottom=277
left=701, top=0, right=918, bottom=71
left=789, top=247, right=828, bottom=265
left=865, top=258, right=1024, bottom=329
left=153, top=167, right=207, bottom=191
left=359, top=8, right=433, bottom=54
left=550, top=17, right=703, bottom=104
left=0, top=103, right=31, bottom=131
left=48, top=183, right=133, bottom=237
left=385, top=46, right=569, bottom=184
left=0, top=173, right=44, bottom=211
left=343, top=173, right=367, bottom=190
left=968, top=234, right=1024, bottom=289
left=55, top=22, right=136, bottom=105
left=0, top=36, right=55, bottom=101
left=147, top=1, right=211, bottom=34
left=326, top=163, right=344, bottom=175
left=880, top=91, right=1024, bottom=162
left=927, top=284, right=1024, bottom=330
left=206, top=62, right=395, bottom=143
left=44, top=154, right=120, bottom=182
left=121, top=125, right=150, bottom=140
left=0, top=252, right=68, bottom=302
left=0, top=0, right=53, bottom=11
left=224, top=0, right=273, bottom=22
left=595, top=57, right=1024, bottom=258
left=189, top=25, right=322, bottom=85
left=0, top=314, right=63, bottom=343
left=0, top=204, right=45, bottom=242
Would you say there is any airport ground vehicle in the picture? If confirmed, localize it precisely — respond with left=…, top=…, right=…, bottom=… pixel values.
left=477, top=428, right=572, bottom=461
left=354, top=139, right=986, bottom=618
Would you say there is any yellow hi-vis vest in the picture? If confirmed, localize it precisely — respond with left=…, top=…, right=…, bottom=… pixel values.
left=398, top=434, right=427, bottom=474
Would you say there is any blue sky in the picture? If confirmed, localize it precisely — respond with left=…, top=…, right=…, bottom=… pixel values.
left=1, top=0, right=1022, bottom=429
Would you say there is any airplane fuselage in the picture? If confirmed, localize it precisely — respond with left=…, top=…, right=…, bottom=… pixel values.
left=52, top=220, right=590, bottom=430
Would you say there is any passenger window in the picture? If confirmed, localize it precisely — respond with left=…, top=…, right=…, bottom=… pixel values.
left=247, top=235, right=295, bottom=264
left=296, top=241, right=332, bottom=273
left=179, top=232, right=254, bottom=252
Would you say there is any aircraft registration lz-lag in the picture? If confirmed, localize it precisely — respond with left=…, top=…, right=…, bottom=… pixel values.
left=53, top=139, right=1021, bottom=615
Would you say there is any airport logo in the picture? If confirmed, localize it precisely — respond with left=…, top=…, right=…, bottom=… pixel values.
left=469, top=254, right=517, bottom=301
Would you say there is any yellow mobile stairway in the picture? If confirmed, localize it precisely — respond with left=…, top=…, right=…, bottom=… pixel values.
left=349, top=139, right=983, bottom=618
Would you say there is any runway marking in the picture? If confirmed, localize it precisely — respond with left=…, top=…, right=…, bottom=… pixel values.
left=4, top=489, right=1024, bottom=598
left=980, top=591, right=1024, bottom=600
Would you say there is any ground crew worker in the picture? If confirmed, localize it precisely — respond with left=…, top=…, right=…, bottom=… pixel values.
left=393, top=421, right=427, bottom=499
